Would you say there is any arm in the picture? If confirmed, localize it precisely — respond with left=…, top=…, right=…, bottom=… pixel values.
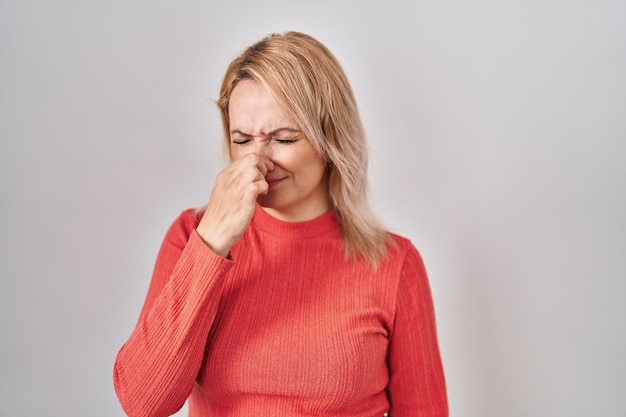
left=113, top=212, right=233, bottom=417
left=113, top=153, right=273, bottom=417
left=387, top=244, right=448, bottom=417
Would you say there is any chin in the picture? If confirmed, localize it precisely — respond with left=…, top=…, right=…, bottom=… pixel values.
left=257, top=193, right=282, bottom=209
left=257, top=194, right=296, bottom=218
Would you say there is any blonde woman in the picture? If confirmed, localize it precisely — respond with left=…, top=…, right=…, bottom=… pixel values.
left=114, top=31, right=448, bottom=417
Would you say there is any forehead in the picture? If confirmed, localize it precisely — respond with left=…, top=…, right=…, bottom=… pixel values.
left=228, top=80, right=297, bottom=133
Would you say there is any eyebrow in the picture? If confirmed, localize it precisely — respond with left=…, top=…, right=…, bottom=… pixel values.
left=230, top=127, right=302, bottom=137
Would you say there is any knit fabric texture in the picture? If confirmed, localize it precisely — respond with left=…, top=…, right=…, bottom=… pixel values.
left=114, top=205, right=448, bottom=417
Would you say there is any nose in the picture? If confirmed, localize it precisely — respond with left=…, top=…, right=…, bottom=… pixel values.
left=253, top=139, right=274, bottom=160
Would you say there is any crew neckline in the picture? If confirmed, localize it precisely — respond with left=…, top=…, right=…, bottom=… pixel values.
left=252, top=204, right=341, bottom=239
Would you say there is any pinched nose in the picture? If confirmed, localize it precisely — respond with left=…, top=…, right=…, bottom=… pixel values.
left=252, top=140, right=274, bottom=160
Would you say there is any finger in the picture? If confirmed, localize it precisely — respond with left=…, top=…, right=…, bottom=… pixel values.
left=245, top=178, right=269, bottom=199
left=241, top=153, right=274, bottom=175
left=252, top=158, right=274, bottom=177
left=256, top=178, right=269, bottom=195
left=221, top=154, right=273, bottom=193
left=224, top=156, right=262, bottom=180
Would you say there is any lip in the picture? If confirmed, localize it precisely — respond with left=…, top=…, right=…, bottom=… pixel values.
left=265, top=177, right=286, bottom=189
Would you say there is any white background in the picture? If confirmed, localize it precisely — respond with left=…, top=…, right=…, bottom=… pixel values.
left=1, top=1, right=625, bottom=416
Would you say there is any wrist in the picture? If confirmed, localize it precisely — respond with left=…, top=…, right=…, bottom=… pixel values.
left=194, top=229, right=231, bottom=258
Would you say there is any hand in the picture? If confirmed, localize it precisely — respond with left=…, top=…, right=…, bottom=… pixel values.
left=196, top=153, right=274, bottom=257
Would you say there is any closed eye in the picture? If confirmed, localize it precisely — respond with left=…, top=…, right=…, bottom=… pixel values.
left=232, top=138, right=251, bottom=145
left=275, top=139, right=298, bottom=144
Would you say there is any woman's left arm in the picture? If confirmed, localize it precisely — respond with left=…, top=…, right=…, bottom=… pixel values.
left=386, top=243, right=448, bottom=417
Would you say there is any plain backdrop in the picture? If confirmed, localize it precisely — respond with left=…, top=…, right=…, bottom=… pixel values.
left=1, top=1, right=625, bottom=416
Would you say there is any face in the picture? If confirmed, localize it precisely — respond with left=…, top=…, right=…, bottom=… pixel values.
left=228, top=79, right=329, bottom=222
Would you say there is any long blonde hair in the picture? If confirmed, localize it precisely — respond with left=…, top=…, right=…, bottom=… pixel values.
left=217, top=31, right=392, bottom=267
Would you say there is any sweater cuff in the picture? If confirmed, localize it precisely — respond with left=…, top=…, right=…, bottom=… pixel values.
left=189, top=229, right=235, bottom=265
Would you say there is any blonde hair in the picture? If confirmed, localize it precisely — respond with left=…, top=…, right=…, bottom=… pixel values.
left=217, top=31, right=393, bottom=267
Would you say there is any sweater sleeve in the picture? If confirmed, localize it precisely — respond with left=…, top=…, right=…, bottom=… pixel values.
left=113, top=210, right=234, bottom=417
left=386, top=243, right=448, bottom=417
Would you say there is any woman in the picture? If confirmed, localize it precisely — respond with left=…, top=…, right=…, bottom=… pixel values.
left=114, top=31, right=448, bottom=417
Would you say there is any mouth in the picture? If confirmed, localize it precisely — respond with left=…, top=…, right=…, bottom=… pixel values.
left=265, top=176, right=286, bottom=189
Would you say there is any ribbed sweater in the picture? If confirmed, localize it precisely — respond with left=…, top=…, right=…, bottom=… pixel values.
left=113, top=205, right=447, bottom=417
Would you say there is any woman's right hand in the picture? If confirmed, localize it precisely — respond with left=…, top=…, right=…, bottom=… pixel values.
left=196, top=153, right=274, bottom=257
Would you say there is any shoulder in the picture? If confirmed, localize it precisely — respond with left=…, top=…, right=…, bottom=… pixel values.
left=161, top=207, right=203, bottom=248
left=173, top=207, right=203, bottom=232
left=387, top=232, right=423, bottom=262
left=381, top=232, right=429, bottom=285
left=380, top=233, right=434, bottom=321
left=388, top=232, right=412, bottom=249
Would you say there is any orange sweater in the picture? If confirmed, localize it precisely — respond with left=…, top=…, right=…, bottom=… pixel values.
left=114, top=205, right=447, bottom=417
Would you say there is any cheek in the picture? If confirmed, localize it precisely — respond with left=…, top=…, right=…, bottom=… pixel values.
left=298, top=152, right=327, bottom=181
left=301, top=146, right=326, bottom=168
left=229, top=145, right=238, bottom=160
left=277, top=148, right=324, bottom=173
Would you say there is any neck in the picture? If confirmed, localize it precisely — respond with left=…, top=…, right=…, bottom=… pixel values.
left=260, top=203, right=330, bottom=223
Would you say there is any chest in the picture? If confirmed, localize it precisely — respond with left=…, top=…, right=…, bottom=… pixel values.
left=198, top=238, right=396, bottom=408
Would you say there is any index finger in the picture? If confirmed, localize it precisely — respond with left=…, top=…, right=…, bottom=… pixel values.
left=246, top=153, right=274, bottom=175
